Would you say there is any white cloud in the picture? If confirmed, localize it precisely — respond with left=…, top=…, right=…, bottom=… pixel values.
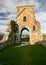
left=35, top=12, right=46, bottom=22
left=0, top=0, right=41, bottom=20
left=0, top=25, right=7, bottom=33
left=28, top=0, right=41, bottom=9
left=41, top=23, right=46, bottom=30
left=0, top=0, right=46, bottom=34
left=16, top=0, right=41, bottom=10
left=0, top=0, right=41, bottom=12
left=41, top=30, right=46, bottom=34
left=0, top=20, right=8, bottom=25
left=0, top=0, right=16, bottom=12
left=8, top=13, right=16, bottom=20
left=35, top=12, right=46, bottom=34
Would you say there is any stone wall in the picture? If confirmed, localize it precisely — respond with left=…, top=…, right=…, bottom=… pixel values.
left=16, top=5, right=43, bottom=44
left=0, top=20, right=16, bottom=50
left=36, top=40, right=46, bottom=48
left=37, top=40, right=46, bottom=47
left=0, top=5, right=43, bottom=49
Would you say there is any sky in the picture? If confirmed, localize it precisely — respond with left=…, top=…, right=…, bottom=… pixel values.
left=0, top=0, right=46, bottom=34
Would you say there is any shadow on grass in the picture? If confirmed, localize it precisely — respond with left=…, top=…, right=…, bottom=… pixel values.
left=0, top=44, right=46, bottom=65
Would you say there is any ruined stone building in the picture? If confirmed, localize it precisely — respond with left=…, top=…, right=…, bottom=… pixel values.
left=2, top=5, right=43, bottom=45
left=15, top=5, right=43, bottom=44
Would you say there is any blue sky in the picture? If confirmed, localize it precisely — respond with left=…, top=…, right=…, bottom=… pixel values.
left=0, top=0, right=46, bottom=34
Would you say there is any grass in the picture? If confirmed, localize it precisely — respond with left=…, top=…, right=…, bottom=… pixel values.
left=0, top=44, right=46, bottom=65
left=0, top=34, right=46, bottom=65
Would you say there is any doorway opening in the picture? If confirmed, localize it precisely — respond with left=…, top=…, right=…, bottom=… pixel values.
left=20, top=28, right=29, bottom=44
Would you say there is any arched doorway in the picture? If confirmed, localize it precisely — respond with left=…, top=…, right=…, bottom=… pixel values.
left=20, top=28, right=29, bottom=44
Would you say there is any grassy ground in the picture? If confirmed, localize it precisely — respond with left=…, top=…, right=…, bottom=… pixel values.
left=0, top=44, right=46, bottom=65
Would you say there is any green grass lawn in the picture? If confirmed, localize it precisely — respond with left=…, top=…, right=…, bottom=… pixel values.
left=0, top=44, right=46, bottom=65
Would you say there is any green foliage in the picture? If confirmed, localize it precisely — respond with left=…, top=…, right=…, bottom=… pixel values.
left=21, top=38, right=29, bottom=42
left=0, top=44, right=46, bottom=65
left=11, top=20, right=16, bottom=32
left=8, top=20, right=18, bottom=43
left=11, top=20, right=18, bottom=33
left=0, top=20, right=18, bottom=49
left=0, top=34, right=4, bottom=40
left=8, top=31, right=14, bottom=43
left=43, top=34, right=46, bottom=40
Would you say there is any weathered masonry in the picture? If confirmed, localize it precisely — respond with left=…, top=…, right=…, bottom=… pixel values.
left=15, top=5, right=43, bottom=44
left=0, top=5, right=43, bottom=46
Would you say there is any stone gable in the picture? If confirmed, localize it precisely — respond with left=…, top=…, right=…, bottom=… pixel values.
left=16, top=5, right=43, bottom=44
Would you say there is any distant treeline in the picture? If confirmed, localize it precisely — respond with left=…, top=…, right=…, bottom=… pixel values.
left=43, top=34, right=46, bottom=40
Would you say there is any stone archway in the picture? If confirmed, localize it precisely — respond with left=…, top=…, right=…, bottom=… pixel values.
left=20, top=27, right=29, bottom=44
left=15, top=5, right=43, bottom=45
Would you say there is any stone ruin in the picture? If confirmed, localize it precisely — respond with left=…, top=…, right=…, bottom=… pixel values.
left=0, top=5, right=44, bottom=49
left=0, top=20, right=16, bottom=49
